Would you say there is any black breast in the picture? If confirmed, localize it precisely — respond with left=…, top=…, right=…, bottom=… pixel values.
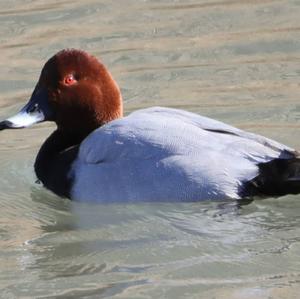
left=34, top=130, right=80, bottom=199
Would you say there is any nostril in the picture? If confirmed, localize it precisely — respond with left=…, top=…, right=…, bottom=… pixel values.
left=27, top=103, right=41, bottom=114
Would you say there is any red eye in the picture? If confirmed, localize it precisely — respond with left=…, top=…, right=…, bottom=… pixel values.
left=64, top=74, right=77, bottom=85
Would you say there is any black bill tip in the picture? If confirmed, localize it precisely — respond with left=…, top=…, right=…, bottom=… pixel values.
left=0, top=120, right=17, bottom=131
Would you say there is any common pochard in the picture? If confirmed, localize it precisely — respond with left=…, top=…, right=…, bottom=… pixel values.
left=1, top=49, right=300, bottom=202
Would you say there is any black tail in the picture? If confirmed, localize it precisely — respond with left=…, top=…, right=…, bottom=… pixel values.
left=246, top=157, right=300, bottom=197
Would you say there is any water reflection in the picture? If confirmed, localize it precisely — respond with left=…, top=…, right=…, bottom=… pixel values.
left=10, top=192, right=300, bottom=297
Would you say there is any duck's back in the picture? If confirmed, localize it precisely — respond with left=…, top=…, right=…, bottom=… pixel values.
left=70, top=107, right=296, bottom=202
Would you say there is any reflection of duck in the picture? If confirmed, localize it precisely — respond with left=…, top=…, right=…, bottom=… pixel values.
left=1, top=49, right=300, bottom=202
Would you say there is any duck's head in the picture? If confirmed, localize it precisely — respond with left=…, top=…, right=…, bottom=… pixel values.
left=0, top=49, right=123, bottom=137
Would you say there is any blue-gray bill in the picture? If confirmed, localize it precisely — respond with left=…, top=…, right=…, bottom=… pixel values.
left=0, top=87, right=53, bottom=130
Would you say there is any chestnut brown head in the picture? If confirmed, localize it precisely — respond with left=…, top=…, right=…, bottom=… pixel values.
left=0, top=49, right=123, bottom=137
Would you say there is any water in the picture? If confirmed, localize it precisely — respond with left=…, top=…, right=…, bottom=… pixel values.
left=0, top=0, right=300, bottom=298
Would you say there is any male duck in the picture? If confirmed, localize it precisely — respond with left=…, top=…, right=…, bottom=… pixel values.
left=1, top=49, right=300, bottom=202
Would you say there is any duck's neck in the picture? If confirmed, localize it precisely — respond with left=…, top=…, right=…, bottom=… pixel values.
left=34, top=129, right=85, bottom=198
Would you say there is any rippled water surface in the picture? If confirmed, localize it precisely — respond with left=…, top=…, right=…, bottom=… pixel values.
left=0, top=1, right=300, bottom=298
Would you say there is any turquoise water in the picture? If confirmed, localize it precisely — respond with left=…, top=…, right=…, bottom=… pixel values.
left=0, top=1, right=300, bottom=298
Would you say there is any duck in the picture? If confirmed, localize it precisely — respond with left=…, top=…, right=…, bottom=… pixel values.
left=1, top=48, right=300, bottom=202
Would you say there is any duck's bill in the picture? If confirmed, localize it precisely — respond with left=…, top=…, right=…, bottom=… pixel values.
left=0, top=87, right=53, bottom=131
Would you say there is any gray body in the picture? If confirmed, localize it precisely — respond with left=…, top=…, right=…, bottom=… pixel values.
left=71, top=107, right=294, bottom=202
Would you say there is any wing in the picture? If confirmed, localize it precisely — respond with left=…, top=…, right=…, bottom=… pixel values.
left=130, top=107, right=294, bottom=155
